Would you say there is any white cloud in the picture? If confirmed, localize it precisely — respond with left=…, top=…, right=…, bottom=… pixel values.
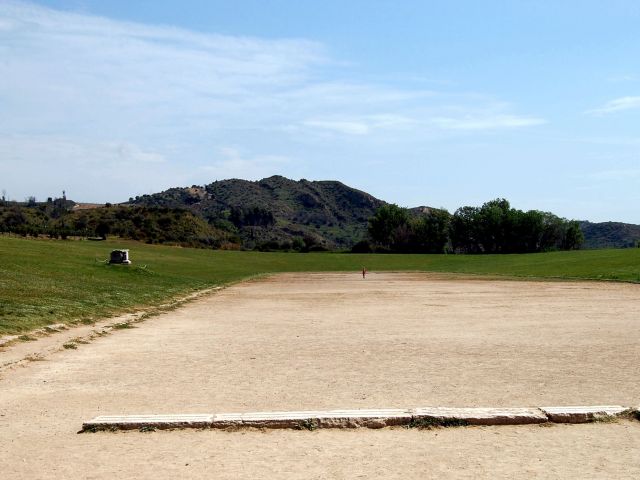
left=200, top=147, right=290, bottom=180
left=0, top=1, right=546, bottom=201
left=587, top=168, right=640, bottom=181
left=587, top=96, right=640, bottom=115
left=606, top=74, right=639, bottom=83
left=573, top=136, right=640, bottom=147
left=0, top=134, right=180, bottom=201
left=0, top=1, right=327, bottom=130
left=301, top=114, right=414, bottom=136
left=430, top=114, right=546, bottom=131
left=302, top=119, right=371, bottom=135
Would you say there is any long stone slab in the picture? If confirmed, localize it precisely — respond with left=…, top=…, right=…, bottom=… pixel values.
left=82, top=405, right=639, bottom=432
left=540, top=405, right=628, bottom=423
left=412, top=407, right=548, bottom=425
left=213, top=409, right=413, bottom=429
left=82, top=414, right=214, bottom=431
left=314, top=409, right=413, bottom=429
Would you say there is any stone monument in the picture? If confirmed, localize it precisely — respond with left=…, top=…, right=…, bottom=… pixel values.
left=109, top=249, right=131, bottom=265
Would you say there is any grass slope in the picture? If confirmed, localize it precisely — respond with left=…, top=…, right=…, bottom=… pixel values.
left=1, top=236, right=639, bottom=335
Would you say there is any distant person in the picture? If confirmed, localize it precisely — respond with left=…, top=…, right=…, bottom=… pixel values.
left=362, top=267, right=367, bottom=279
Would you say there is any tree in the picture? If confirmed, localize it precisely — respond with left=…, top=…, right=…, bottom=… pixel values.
left=562, top=221, right=584, bottom=250
left=368, top=204, right=410, bottom=249
left=291, top=237, right=305, bottom=251
left=449, top=200, right=581, bottom=254
left=476, top=198, right=511, bottom=253
left=450, top=206, right=480, bottom=253
left=410, top=209, right=451, bottom=253
left=230, top=206, right=275, bottom=228
left=508, top=210, right=544, bottom=253
left=95, top=221, right=110, bottom=240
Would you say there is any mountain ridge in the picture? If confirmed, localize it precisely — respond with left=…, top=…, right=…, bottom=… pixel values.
left=129, top=176, right=640, bottom=250
left=3, top=176, right=639, bottom=250
left=129, top=175, right=386, bottom=249
left=579, top=220, right=640, bottom=249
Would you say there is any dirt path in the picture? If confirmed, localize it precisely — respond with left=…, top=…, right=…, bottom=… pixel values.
left=2, top=273, right=639, bottom=478
left=0, top=286, right=221, bottom=374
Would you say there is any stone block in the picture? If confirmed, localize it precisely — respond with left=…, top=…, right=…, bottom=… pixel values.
left=540, top=405, right=627, bottom=423
left=82, top=414, right=213, bottom=431
left=412, top=407, right=548, bottom=425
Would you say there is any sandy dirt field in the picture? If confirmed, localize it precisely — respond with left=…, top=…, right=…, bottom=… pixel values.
left=2, top=272, right=639, bottom=478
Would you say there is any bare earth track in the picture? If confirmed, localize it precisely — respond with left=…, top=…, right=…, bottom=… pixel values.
left=1, top=273, right=639, bottom=478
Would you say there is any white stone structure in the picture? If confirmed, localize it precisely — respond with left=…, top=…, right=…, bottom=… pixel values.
left=109, top=249, right=131, bottom=265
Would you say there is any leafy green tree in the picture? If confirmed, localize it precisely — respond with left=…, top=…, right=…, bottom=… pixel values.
left=95, top=221, right=110, bottom=240
left=476, top=198, right=511, bottom=253
left=368, top=204, right=410, bottom=249
left=410, top=209, right=451, bottom=253
left=562, top=221, right=584, bottom=250
left=450, top=206, right=480, bottom=253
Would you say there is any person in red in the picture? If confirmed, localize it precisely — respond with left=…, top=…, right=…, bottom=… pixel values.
left=362, top=267, right=366, bottom=279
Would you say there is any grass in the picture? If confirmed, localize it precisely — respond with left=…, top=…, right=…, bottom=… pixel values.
left=296, top=419, right=319, bottom=431
left=1, top=235, right=639, bottom=335
left=112, top=322, right=136, bottom=330
left=407, top=417, right=470, bottom=429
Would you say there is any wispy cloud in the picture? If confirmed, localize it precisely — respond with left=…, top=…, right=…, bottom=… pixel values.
left=430, top=114, right=546, bottom=131
left=300, top=114, right=415, bottom=136
left=0, top=1, right=327, bottom=133
left=0, top=1, right=546, bottom=201
left=587, top=168, right=640, bottom=181
left=606, top=74, right=639, bottom=83
left=302, top=119, right=371, bottom=135
left=587, top=96, right=640, bottom=115
left=0, top=134, right=179, bottom=201
left=200, top=147, right=290, bottom=180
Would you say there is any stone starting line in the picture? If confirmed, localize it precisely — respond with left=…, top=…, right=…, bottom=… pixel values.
left=81, top=405, right=639, bottom=432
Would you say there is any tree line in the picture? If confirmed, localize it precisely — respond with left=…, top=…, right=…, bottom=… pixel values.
left=1, top=195, right=584, bottom=254
left=0, top=200, right=230, bottom=248
left=360, top=198, right=583, bottom=253
left=0, top=197, right=332, bottom=252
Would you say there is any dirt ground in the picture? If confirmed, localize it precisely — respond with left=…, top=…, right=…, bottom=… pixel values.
left=2, top=272, right=639, bottom=478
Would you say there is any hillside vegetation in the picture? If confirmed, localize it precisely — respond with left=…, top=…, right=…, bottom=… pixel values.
left=2, top=176, right=639, bottom=251
left=127, top=177, right=640, bottom=251
left=364, top=199, right=582, bottom=254
left=1, top=236, right=639, bottom=335
left=0, top=200, right=230, bottom=247
left=580, top=221, right=640, bottom=249
left=130, top=175, right=384, bottom=250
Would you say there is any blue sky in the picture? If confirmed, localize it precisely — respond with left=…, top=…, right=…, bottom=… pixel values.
left=1, top=1, right=639, bottom=222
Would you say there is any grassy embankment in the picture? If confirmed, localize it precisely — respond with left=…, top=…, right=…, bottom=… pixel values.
left=1, top=235, right=639, bottom=335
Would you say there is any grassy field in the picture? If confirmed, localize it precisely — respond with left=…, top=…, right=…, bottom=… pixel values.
left=1, top=235, right=639, bottom=335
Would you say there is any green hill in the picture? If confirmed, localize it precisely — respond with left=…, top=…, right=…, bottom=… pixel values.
left=579, top=221, right=640, bottom=249
left=130, top=175, right=385, bottom=250
left=3, top=176, right=639, bottom=251
left=128, top=177, right=640, bottom=251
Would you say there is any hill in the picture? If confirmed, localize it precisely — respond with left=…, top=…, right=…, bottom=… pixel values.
left=129, top=176, right=385, bottom=250
left=129, top=177, right=640, bottom=251
left=579, top=221, right=640, bottom=249
left=4, top=177, right=640, bottom=251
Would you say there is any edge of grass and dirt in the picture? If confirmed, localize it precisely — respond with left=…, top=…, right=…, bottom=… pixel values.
left=1, top=235, right=639, bottom=339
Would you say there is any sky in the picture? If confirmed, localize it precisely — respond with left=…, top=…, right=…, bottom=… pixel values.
left=1, top=0, right=639, bottom=223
